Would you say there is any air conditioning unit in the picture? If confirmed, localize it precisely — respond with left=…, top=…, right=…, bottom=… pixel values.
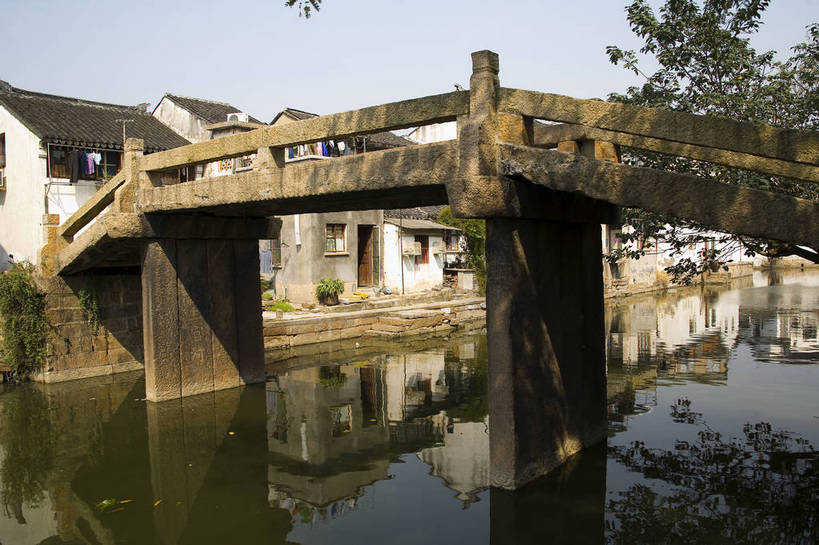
left=0, top=170, right=5, bottom=191
left=227, top=112, right=249, bottom=123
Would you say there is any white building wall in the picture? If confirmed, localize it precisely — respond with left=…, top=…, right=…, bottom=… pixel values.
left=383, top=223, right=403, bottom=292
left=152, top=98, right=211, bottom=143
left=407, top=121, right=457, bottom=144
left=382, top=223, right=446, bottom=294
left=0, top=107, right=47, bottom=267
left=46, top=176, right=102, bottom=230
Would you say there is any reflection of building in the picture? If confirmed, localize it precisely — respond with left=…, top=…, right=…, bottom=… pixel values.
left=266, top=341, right=489, bottom=516
left=384, top=352, right=449, bottom=421
left=417, top=417, right=489, bottom=505
left=266, top=364, right=391, bottom=510
left=606, top=291, right=739, bottom=377
left=748, top=309, right=819, bottom=364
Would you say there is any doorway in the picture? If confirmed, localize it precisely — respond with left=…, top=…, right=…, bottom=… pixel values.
left=358, top=225, right=374, bottom=287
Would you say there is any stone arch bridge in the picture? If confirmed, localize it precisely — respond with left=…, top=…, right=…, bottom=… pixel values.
left=40, top=51, right=818, bottom=489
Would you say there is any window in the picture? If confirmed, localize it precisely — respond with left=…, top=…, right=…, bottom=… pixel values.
left=48, top=145, right=121, bottom=181
left=0, top=133, right=6, bottom=169
left=415, top=235, right=429, bottom=265
left=445, top=230, right=460, bottom=251
left=271, top=237, right=282, bottom=267
left=325, top=224, right=346, bottom=253
left=260, top=238, right=282, bottom=271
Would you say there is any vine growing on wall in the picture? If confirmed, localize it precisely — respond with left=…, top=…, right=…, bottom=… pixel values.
left=77, top=289, right=101, bottom=335
left=0, top=263, right=48, bottom=378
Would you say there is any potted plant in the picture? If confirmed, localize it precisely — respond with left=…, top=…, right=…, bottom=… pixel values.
left=316, top=278, right=344, bottom=306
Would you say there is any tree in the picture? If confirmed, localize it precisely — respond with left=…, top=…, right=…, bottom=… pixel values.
left=437, top=206, right=487, bottom=293
left=606, top=1, right=818, bottom=283
left=285, top=0, right=322, bottom=18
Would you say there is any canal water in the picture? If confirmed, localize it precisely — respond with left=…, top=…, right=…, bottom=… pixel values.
left=0, top=271, right=817, bottom=544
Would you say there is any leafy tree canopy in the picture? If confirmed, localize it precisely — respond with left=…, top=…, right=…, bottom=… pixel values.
left=606, top=0, right=818, bottom=282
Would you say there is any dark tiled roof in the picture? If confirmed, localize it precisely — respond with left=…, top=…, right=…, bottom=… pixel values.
left=163, top=94, right=264, bottom=125
left=0, top=82, right=189, bottom=152
left=271, top=107, right=316, bottom=123
left=362, top=131, right=415, bottom=149
left=271, top=107, right=414, bottom=149
left=384, top=206, right=447, bottom=221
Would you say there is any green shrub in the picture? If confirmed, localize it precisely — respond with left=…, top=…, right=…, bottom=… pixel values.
left=0, top=264, right=48, bottom=377
left=262, top=292, right=274, bottom=301
left=271, top=300, right=295, bottom=312
left=316, top=278, right=344, bottom=302
left=259, top=277, right=271, bottom=294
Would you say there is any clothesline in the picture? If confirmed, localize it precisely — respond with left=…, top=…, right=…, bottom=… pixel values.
left=287, top=136, right=373, bottom=160
left=48, top=144, right=120, bottom=184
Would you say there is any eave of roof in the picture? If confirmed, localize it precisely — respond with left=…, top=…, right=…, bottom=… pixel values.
left=384, top=217, right=459, bottom=231
left=205, top=120, right=268, bottom=132
left=163, top=93, right=263, bottom=125
left=0, top=83, right=189, bottom=152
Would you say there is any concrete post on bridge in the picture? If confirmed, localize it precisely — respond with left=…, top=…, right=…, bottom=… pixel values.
left=448, top=50, right=607, bottom=489
left=135, top=141, right=271, bottom=401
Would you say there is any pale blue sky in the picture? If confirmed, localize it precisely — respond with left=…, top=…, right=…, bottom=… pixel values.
left=1, top=0, right=816, bottom=122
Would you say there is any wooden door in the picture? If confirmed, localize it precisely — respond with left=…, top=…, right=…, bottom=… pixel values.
left=358, top=225, right=374, bottom=287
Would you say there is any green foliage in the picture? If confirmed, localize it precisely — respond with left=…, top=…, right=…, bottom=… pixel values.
left=260, top=277, right=272, bottom=294
left=77, top=289, right=101, bottom=335
left=316, top=278, right=344, bottom=300
left=262, top=291, right=274, bottom=301
left=437, top=206, right=487, bottom=293
left=606, top=1, right=818, bottom=283
left=0, top=264, right=48, bottom=377
left=270, top=300, right=295, bottom=313
left=285, top=0, right=321, bottom=18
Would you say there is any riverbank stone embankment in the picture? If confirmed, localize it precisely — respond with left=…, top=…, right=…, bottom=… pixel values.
left=263, top=296, right=486, bottom=352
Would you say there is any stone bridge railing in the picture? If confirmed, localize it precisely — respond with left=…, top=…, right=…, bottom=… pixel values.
left=45, top=50, right=817, bottom=275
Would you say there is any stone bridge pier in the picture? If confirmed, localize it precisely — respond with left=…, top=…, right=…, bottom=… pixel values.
left=448, top=51, right=611, bottom=489
left=141, top=237, right=262, bottom=401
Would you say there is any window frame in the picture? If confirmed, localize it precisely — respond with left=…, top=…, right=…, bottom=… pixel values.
left=414, top=234, right=429, bottom=265
left=325, top=223, right=347, bottom=254
left=445, top=230, right=460, bottom=252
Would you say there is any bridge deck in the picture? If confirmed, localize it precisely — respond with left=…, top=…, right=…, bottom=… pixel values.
left=46, top=53, right=817, bottom=275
